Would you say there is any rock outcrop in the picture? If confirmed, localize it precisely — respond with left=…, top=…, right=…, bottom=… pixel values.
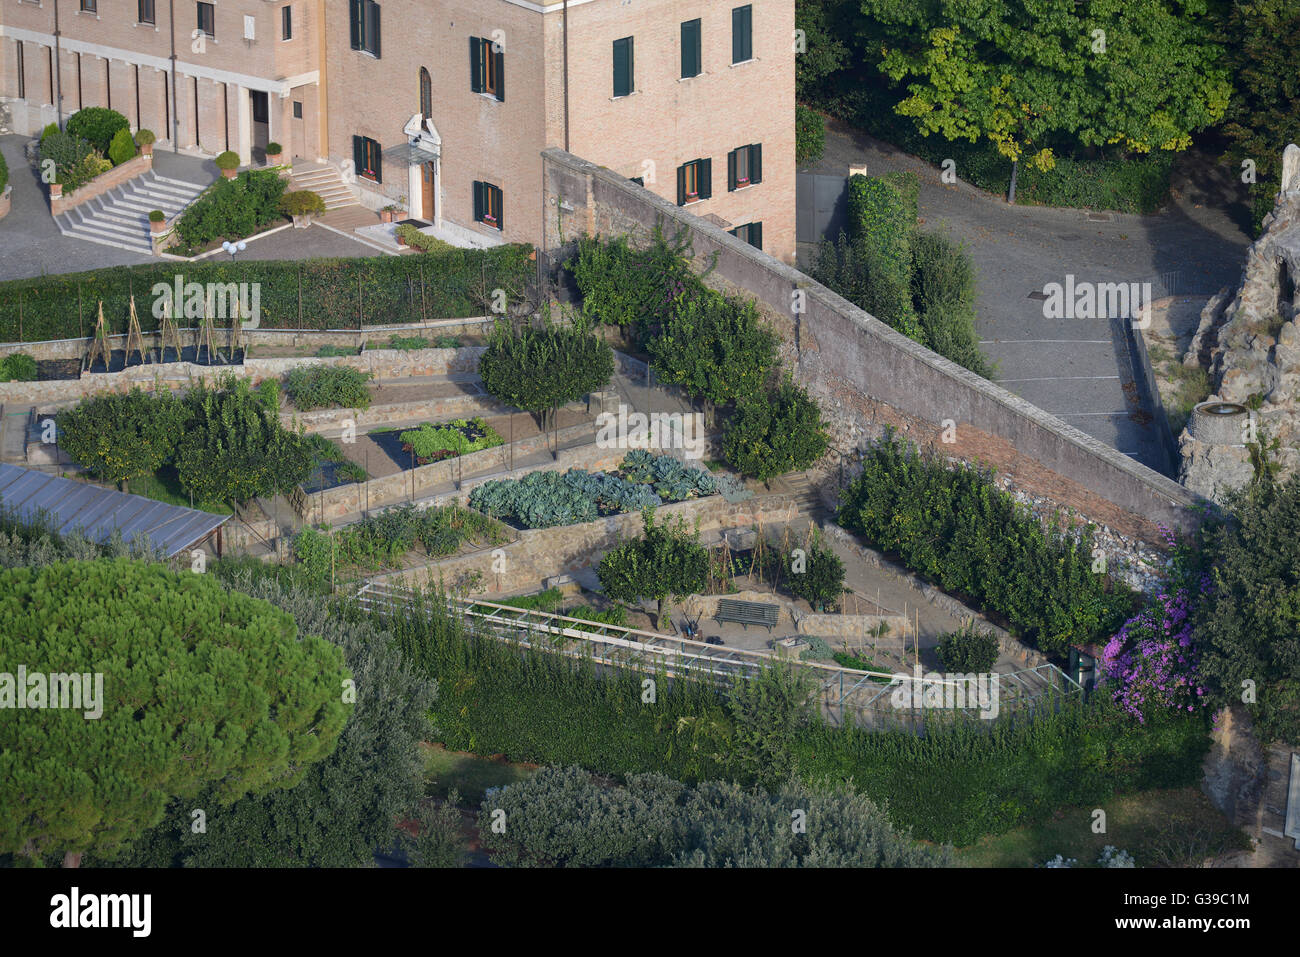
left=1179, top=145, right=1300, bottom=502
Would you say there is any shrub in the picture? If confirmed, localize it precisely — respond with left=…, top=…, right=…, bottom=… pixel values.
left=214, top=150, right=241, bottom=170
left=107, top=127, right=137, bottom=167
left=0, top=149, right=8, bottom=194
left=844, top=173, right=921, bottom=340
left=598, top=510, right=709, bottom=625
left=434, top=335, right=462, bottom=348
left=258, top=377, right=280, bottom=413
left=57, top=388, right=188, bottom=488
left=781, top=538, right=845, bottom=610
left=796, top=103, right=826, bottom=164
left=0, top=353, right=37, bottom=382
left=477, top=766, right=947, bottom=868
left=388, top=334, right=430, bottom=350
left=315, top=345, right=355, bottom=357
left=60, top=152, right=113, bottom=193
left=285, top=366, right=373, bottom=410
left=478, top=320, right=614, bottom=426
left=134, top=128, right=156, bottom=146
left=396, top=222, right=455, bottom=253
left=174, top=378, right=313, bottom=507
left=722, top=377, right=829, bottom=480
left=0, top=246, right=535, bottom=342
left=837, top=433, right=1132, bottom=656
left=173, top=170, right=287, bottom=249
left=64, top=106, right=130, bottom=155
left=148, top=209, right=165, bottom=223
left=265, top=141, right=283, bottom=155
left=280, top=190, right=326, bottom=218
left=39, top=122, right=60, bottom=144
left=38, top=131, right=96, bottom=189
left=568, top=229, right=694, bottom=337
left=935, top=624, right=1001, bottom=673
left=399, top=417, right=503, bottom=463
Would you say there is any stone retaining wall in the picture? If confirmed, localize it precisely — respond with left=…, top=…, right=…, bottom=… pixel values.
left=1, top=345, right=485, bottom=403
left=386, top=492, right=804, bottom=596
left=541, top=148, right=1205, bottom=547
left=51, top=152, right=152, bottom=216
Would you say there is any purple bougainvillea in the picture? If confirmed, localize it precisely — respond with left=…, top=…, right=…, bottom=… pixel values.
left=1099, top=579, right=1210, bottom=724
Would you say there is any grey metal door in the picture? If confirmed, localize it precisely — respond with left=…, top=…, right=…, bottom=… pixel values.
left=796, top=172, right=849, bottom=244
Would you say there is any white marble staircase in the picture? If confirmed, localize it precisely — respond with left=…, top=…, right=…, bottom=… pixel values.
left=53, top=172, right=208, bottom=254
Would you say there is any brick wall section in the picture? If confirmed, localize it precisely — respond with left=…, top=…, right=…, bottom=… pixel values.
left=541, top=148, right=1206, bottom=545
left=50, top=150, right=151, bottom=215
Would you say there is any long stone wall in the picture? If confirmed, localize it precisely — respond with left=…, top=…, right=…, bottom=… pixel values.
left=388, top=492, right=806, bottom=597
left=541, top=148, right=1205, bottom=545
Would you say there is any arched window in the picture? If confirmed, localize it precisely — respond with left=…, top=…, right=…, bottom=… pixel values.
left=419, top=67, right=432, bottom=121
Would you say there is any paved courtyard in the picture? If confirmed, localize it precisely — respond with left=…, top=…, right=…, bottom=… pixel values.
left=0, top=134, right=385, bottom=281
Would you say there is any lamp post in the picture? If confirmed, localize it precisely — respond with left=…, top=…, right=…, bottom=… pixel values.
left=221, top=240, right=248, bottom=259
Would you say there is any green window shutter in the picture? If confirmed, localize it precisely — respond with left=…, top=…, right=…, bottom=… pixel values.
left=681, top=20, right=701, bottom=78
left=495, top=47, right=505, bottom=101
left=727, top=149, right=737, bottom=191
left=613, top=37, right=632, bottom=97
left=473, top=181, right=483, bottom=221
left=349, top=0, right=362, bottom=49
left=470, top=37, right=482, bottom=93
left=733, top=5, right=752, bottom=63
left=495, top=186, right=503, bottom=232
left=751, top=222, right=762, bottom=250
left=368, top=1, right=380, bottom=58
left=751, top=144, right=762, bottom=185
left=372, top=139, right=381, bottom=184
left=352, top=135, right=363, bottom=178
left=700, top=158, right=712, bottom=199
left=677, top=164, right=686, bottom=205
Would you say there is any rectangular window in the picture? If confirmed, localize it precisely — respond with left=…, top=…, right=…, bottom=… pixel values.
left=473, top=181, right=503, bottom=231
left=727, top=143, right=763, bottom=190
left=293, top=100, right=303, bottom=119
left=730, top=222, right=763, bottom=250
left=732, top=5, right=752, bottom=63
left=138, top=0, right=155, bottom=25
left=15, top=41, right=24, bottom=99
left=353, top=134, right=382, bottom=183
left=281, top=6, right=292, bottom=40
left=469, top=37, right=504, bottom=101
left=676, top=158, right=712, bottom=205
left=612, top=36, right=634, bottom=98
left=349, top=0, right=381, bottom=57
left=197, top=1, right=215, bottom=38
left=80, top=0, right=96, bottom=13
left=680, top=19, right=701, bottom=79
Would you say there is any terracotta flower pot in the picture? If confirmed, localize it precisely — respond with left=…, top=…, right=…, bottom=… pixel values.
left=266, top=151, right=282, bottom=166
left=49, top=182, right=62, bottom=199
left=150, top=219, right=166, bottom=234
left=140, top=143, right=153, bottom=156
left=221, top=167, right=238, bottom=179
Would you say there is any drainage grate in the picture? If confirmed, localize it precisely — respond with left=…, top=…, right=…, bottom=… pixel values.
left=1085, top=211, right=1113, bottom=222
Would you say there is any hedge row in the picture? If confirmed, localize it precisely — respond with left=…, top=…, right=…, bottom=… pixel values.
left=376, top=586, right=1208, bottom=846
left=0, top=245, right=535, bottom=343
left=845, top=173, right=921, bottom=340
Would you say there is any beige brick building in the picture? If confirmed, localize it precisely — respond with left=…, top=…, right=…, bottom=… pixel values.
left=1, top=0, right=794, bottom=260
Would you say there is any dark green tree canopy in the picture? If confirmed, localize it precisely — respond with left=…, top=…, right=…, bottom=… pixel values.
left=0, top=559, right=351, bottom=864
left=598, top=509, right=709, bottom=621
left=722, top=377, right=830, bottom=481
left=1195, top=476, right=1300, bottom=742
left=478, top=319, right=615, bottom=416
left=56, top=387, right=188, bottom=488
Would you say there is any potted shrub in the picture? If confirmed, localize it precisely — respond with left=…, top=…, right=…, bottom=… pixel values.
left=215, top=150, right=241, bottom=179
left=148, top=209, right=166, bottom=234
left=380, top=203, right=400, bottom=224
left=265, top=141, right=283, bottom=165
left=280, top=189, right=327, bottom=227
left=134, top=128, right=156, bottom=156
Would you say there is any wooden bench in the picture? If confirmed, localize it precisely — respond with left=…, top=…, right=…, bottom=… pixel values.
left=713, top=598, right=780, bottom=632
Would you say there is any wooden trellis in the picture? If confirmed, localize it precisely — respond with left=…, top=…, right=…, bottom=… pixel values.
left=84, top=301, right=111, bottom=372
left=158, top=299, right=183, bottom=362
left=124, top=296, right=146, bottom=367
left=194, top=314, right=217, bottom=364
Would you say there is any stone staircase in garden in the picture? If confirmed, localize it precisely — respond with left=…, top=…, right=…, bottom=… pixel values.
left=289, top=161, right=360, bottom=211
left=53, top=171, right=208, bottom=254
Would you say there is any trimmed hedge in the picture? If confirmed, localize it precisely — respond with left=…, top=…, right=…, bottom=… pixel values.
left=64, top=107, right=129, bottom=156
left=0, top=149, right=8, bottom=194
left=0, top=245, right=535, bottom=342
left=837, top=433, right=1133, bottom=657
left=796, top=103, right=826, bottom=164
left=845, top=173, right=921, bottom=340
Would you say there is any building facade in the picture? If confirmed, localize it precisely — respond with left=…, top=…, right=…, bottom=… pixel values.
left=0, top=0, right=794, bottom=260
